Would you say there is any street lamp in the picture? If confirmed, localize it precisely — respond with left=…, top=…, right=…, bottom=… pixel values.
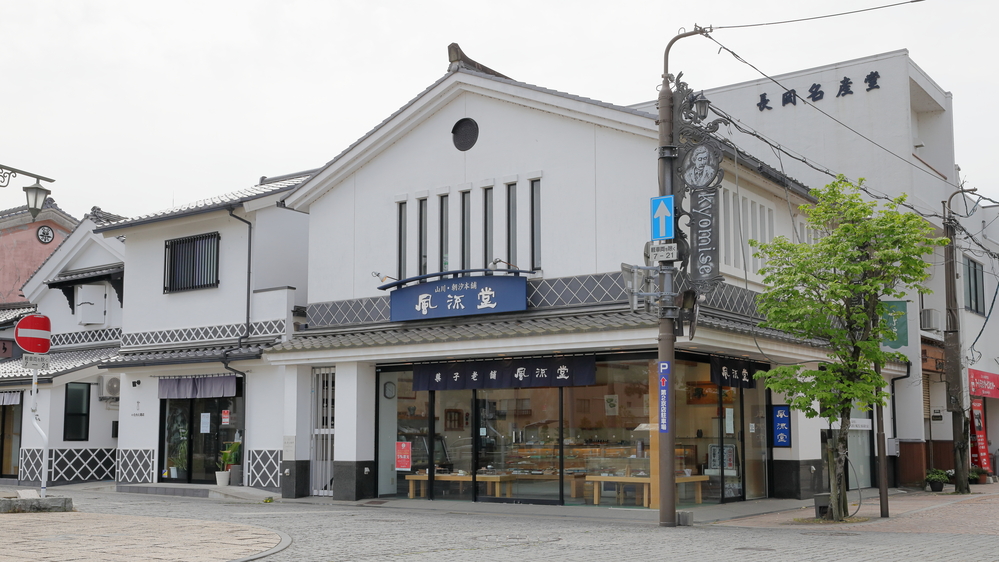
left=0, top=164, right=55, bottom=220
left=23, top=179, right=51, bottom=220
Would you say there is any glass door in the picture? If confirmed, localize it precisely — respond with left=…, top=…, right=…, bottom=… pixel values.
left=475, top=387, right=562, bottom=504
left=1, top=404, right=22, bottom=478
left=743, top=383, right=768, bottom=499
left=719, top=386, right=743, bottom=502
left=162, top=399, right=191, bottom=481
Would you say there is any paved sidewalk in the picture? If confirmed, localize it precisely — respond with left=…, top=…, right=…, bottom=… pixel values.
left=1, top=481, right=996, bottom=561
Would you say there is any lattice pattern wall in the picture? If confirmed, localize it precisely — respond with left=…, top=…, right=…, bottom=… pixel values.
left=122, top=320, right=285, bottom=347
left=51, top=328, right=123, bottom=347
left=117, top=449, right=156, bottom=483
left=51, top=448, right=116, bottom=482
left=19, top=448, right=44, bottom=482
left=247, top=449, right=281, bottom=489
left=306, top=271, right=762, bottom=328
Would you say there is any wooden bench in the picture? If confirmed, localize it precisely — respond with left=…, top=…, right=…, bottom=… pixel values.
left=585, top=474, right=710, bottom=507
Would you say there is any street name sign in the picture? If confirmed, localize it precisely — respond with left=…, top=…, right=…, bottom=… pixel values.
left=650, top=196, right=674, bottom=241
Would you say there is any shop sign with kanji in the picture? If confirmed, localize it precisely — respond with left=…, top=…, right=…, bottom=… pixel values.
left=389, top=275, right=527, bottom=322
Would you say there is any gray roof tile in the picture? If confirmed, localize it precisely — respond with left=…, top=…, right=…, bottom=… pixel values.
left=95, top=171, right=317, bottom=232
left=0, top=346, right=119, bottom=380
left=104, top=344, right=267, bottom=366
left=269, top=309, right=809, bottom=354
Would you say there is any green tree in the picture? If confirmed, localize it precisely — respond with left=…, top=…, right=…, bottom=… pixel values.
left=750, top=176, right=947, bottom=520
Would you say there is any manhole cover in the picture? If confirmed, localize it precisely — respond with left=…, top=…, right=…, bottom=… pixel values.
left=735, top=547, right=776, bottom=551
left=801, top=532, right=860, bottom=536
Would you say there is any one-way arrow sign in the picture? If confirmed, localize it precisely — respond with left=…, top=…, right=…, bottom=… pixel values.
left=651, top=195, right=674, bottom=241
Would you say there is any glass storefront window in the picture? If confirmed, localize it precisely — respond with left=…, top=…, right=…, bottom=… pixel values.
left=379, top=354, right=768, bottom=507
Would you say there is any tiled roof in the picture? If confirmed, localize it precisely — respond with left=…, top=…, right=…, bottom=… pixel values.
left=0, top=304, right=36, bottom=326
left=102, top=344, right=268, bottom=367
left=45, top=264, right=124, bottom=285
left=269, top=308, right=808, bottom=353
left=94, top=171, right=317, bottom=232
left=0, top=346, right=119, bottom=380
left=0, top=197, right=72, bottom=222
left=86, top=206, right=128, bottom=226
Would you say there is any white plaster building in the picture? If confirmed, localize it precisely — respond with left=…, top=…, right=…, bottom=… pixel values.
left=0, top=207, right=124, bottom=486
left=263, top=45, right=839, bottom=504
left=95, top=172, right=312, bottom=492
left=632, top=49, right=989, bottom=485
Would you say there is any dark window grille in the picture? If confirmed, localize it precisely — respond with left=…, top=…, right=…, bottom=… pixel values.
left=64, top=382, right=90, bottom=441
left=164, top=232, right=220, bottom=293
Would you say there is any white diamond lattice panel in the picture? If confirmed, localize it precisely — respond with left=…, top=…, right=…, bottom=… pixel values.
left=247, top=449, right=281, bottom=489
left=19, top=448, right=44, bottom=481
left=50, top=448, right=116, bottom=482
left=117, top=449, right=155, bottom=483
left=122, top=321, right=285, bottom=347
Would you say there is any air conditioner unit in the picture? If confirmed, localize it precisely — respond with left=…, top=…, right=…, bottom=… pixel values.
left=98, top=375, right=121, bottom=400
left=920, top=308, right=943, bottom=332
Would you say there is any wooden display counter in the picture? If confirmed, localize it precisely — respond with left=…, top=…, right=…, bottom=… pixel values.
left=585, top=474, right=710, bottom=507
left=406, top=473, right=515, bottom=499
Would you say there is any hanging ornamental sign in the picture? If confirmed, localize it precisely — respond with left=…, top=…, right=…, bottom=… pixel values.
left=672, top=74, right=726, bottom=297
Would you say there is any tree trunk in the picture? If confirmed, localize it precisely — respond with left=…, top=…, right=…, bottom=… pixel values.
left=827, top=412, right=852, bottom=521
left=953, top=409, right=971, bottom=494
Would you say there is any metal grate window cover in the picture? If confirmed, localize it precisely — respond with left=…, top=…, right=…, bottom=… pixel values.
left=164, top=232, right=220, bottom=293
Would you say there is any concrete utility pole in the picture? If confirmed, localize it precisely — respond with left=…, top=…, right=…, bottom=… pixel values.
left=655, top=26, right=708, bottom=528
left=943, top=188, right=975, bottom=494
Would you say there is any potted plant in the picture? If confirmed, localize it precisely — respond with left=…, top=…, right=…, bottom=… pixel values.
left=925, top=468, right=949, bottom=492
left=215, top=442, right=241, bottom=486
left=969, top=465, right=988, bottom=485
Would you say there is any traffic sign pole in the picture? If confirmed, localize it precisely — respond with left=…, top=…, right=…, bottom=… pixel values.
left=17, top=314, right=51, bottom=498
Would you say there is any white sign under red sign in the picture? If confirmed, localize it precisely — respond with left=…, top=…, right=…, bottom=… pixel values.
left=14, top=314, right=51, bottom=354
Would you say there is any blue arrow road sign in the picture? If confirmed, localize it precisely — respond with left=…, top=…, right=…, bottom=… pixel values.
left=651, top=196, right=674, bottom=241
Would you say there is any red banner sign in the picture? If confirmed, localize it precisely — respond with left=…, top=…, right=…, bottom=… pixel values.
left=970, top=398, right=992, bottom=473
left=395, top=442, right=412, bottom=471
left=969, top=369, right=999, bottom=399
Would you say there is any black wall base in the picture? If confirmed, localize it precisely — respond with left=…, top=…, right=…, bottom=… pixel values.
left=773, top=459, right=827, bottom=499
left=280, top=460, right=310, bottom=498
left=332, top=460, right=376, bottom=501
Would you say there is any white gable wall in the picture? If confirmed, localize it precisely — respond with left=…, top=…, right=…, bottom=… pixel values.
left=308, top=90, right=659, bottom=304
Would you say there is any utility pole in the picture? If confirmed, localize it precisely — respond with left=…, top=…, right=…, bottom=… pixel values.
left=943, top=188, right=975, bottom=494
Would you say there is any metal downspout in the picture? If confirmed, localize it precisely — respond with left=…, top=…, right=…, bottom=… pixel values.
left=223, top=207, right=252, bottom=377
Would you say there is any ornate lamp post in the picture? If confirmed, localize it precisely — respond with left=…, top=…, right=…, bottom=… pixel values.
left=653, top=26, right=728, bottom=527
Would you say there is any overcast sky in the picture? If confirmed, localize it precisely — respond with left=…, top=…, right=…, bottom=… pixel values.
left=1, top=0, right=993, bottom=221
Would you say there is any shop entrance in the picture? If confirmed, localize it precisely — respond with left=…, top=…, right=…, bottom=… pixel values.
left=1, top=394, right=22, bottom=479
left=159, top=377, right=243, bottom=484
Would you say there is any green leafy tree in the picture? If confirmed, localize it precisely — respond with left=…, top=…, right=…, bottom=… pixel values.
left=750, top=176, right=947, bottom=520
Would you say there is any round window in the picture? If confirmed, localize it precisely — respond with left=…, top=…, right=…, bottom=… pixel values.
left=451, top=118, right=479, bottom=151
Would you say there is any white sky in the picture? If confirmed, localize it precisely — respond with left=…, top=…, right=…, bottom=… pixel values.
left=1, top=0, right=993, bottom=221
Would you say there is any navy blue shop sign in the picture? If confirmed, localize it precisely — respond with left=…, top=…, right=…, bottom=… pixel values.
left=414, top=356, right=596, bottom=391
left=771, top=405, right=792, bottom=448
left=390, top=275, right=527, bottom=322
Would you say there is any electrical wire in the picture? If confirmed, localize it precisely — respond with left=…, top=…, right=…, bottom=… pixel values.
left=714, top=1, right=923, bottom=30
left=702, top=31, right=976, bottom=204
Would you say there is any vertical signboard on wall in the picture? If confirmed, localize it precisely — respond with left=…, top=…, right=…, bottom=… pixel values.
left=771, top=405, right=791, bottom=448
left=396, top=442, right=412, bottom=471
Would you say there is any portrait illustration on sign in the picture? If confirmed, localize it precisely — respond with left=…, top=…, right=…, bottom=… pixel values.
left=681, top=145, right=719, bottom=188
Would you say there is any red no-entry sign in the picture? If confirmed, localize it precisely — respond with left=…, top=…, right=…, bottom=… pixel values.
left=15, top=314, right=51, bottom=354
